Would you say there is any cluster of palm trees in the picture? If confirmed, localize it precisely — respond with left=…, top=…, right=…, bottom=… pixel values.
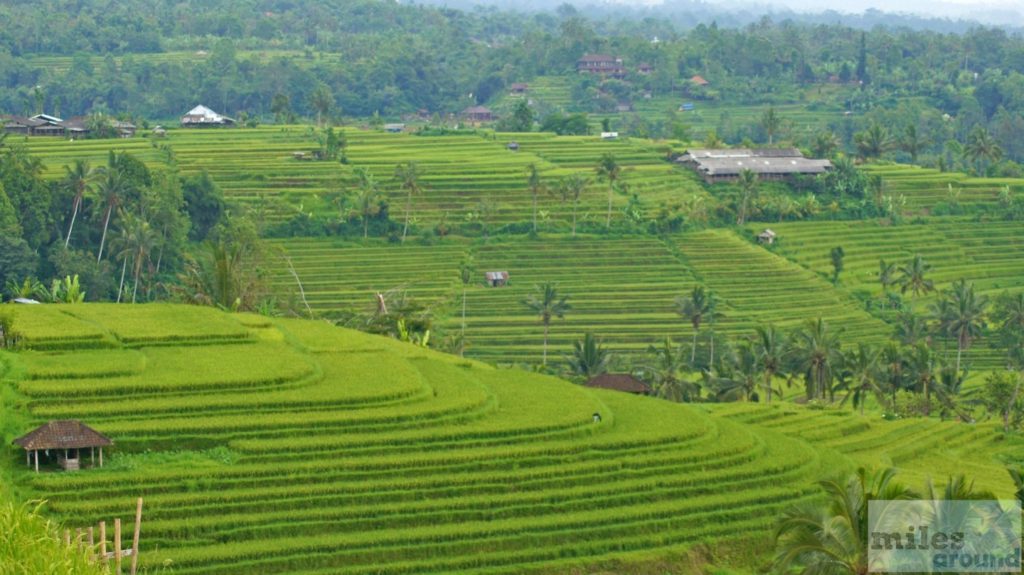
left=59, top=153, right=163, bottom=303
left=516, top=269, right=1021, bottom=421
left=848, top=121, right=1003, bottom=176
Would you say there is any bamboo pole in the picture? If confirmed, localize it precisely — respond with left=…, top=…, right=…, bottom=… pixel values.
left=114, top=518, right=122, bottom=575
left=88, top=526, right=95, bottom=561
left=64, top=529, right=70, bottom=546
left=75, top=527, right=83, bottom=551
left=99, top=521, right=107, bottom=567
left=130, top=498, right=143, bottom=575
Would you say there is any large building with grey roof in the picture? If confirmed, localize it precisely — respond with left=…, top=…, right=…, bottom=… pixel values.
left=676, top=148, right=832, bottom=184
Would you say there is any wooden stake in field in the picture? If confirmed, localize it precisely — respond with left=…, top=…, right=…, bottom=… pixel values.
left=99, top=521, right=107, bottom=567
left=114, top=518, right=122, bottom=575
left=130, top=497, right=143, bottom=575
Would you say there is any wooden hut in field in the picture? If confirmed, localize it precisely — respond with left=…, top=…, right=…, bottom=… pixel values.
left=13, top=420, right=113, bottom=472
left=758, top=229, right=777, bottom=244
left=585, top=374, right=651, bottom=395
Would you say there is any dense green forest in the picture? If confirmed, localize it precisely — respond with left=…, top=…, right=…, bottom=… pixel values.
left=0, top=0, right=1022, bottom=164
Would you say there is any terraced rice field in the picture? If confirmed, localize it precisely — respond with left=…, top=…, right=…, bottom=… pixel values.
left=4, top=303, right=840, bottom=574
left=862, top=163, right=1024, bottom=211
left=4, top=305, right=1018, bottom=574
left=758, top=218, right=1024, bottom=368
left=275, top=229, right=892, bottom=364
left=18, top=127, right=706, bottom=227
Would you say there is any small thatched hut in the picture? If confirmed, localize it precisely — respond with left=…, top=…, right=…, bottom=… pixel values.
left=13, top=420, right=113, bottom=472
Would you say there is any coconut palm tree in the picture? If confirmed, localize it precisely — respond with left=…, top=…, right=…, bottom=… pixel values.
left=880, top=342, right=907, bottom=409
left=854, top=122, right=894, bottom=160
left=643, top=337, right=702, bottom=402
left=309, top=83, right=334, bottom=128
left=933, top=279, right=988, bottom=373
left=707, top=342, right=761, bottom=402
left=753, top=324, right=785, bottom=404
left=394, top=162, right=422, bottom=243
left=115, top=210, right=156, bottom=303
left=761, top=106, right=782, bottom=145
left=354, top=168, right=381, bottom=238
left=522, top=282, right=571, bottom=366
left=788, top=317, right=844, bottom=401
left=596, top=153, right=621, bottom=228
left=897, top=254, right=934, bottom=298
left=526, top=163, right=545, bottom=233
left=842, top=343, right=885, bottom=414
left=899, top=123, right=926, bottom=163
left=566, top=333, right=611, bottom=378
left=774, top=467, right=916, bottom=575
left=878, top=258, right=897, bottom=296
left=963, top=126, right=1002, bottom=176
left=676, top=285, right=717, bottom=367
left=736, top=168, right=758, bottom=225
left=811, top=130, right=840, bottom=159
left=94, top=164, right=127, bottom=263
left=907, top=343, right=940, bottom=416
left=62, top=159, right=95, bottom=248
left=557, top=174, right=588, bottom=237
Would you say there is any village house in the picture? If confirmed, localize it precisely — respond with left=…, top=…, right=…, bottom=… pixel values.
left=637, top=63, right=653, bottom=75
left=509, top=83, right=529, bottom=95
left=576, top=54, right=626, bottom=78
left=13, top=420, right=113, bottom=472
left=181, top=105, right=235, bottom=127
left=585, top=373, right=652, bottom=395
left=690, top=75, right=710, bottom=86
left=462, top=106, right=495, bottom=124
left=677, top=148, right=832, bottom=184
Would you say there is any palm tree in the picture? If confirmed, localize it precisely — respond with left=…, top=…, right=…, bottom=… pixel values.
left=907, top=343, right=940, bottom=416
left=94, top=164, right=127, bottom=263
left=676, top=285, right=717, bottom=367
left=880, top=342, right=907, bottom=409
left=895, top=311, right=928, bottom=346
left=933, top=279, right=988, bottom=373
left=854, top=122, right=894, bottom=160
left=735, top=169, right=758, bottom=225
left=114, top=210, right=156, bottom=303
left=354, top=168, right=381, bottom=238
left=761, top=106, right=782, bottom=145
left=707, top=342, right=761, bottom=401
left=557, top=174, right=588, bottom=237
left=309, top=83, right=334, bottom=128
left=62, top=159, right=95, bottom=248
left=566, top=333, right=611, bottom=378
left=878, top=258, right=897, bottom=296
left=754, top=324, right=785, bottom=404
left=789, top=317, right=844, bottom=401
left=897, top=254, right=934, bottom=298
left=596, top=154, right=621, bottom=228
left=644, top=337, right=702, bottom=402
left=526, top=163, right=545, bottom=233
left=811, top=130, right=840, bottom=159
left=899, top=123, right=926, bottom=163
left=394, top=162, right=422, bottom=243
left=963, top=126, right=1002, bottom=175
left=774, top=467, right=916, bottom=575
left=522, top=282, right=571, bottom=366
left=842, top=343, right=885, bottom=414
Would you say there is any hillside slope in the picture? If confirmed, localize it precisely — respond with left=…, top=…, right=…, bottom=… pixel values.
left=0, top=304, right=1017, bottom=573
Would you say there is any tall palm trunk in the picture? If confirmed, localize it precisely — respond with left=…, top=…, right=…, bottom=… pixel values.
left=363, top=215, right=369, bottom=238
left=97, top=206, right=113, bottom=262
left=402, top=188, right=412, bottom=242
left=571, top=201, right=577, bottom=237
left=132, top=252, right=143, bottom=303
left=542, top=320, right=549, bottom=366
left=65, top=194, right=82, bottom=247
left=765, top=371, right=773, bottom=404
left=691, top=329, right=699, bottom=366
left=532, top=190, right=538, bottom=233
left=461, top=286, right=467, bottom=357
left=606, top=184, right=613, bottom=228
left=117, top=257, right=127, bottom=303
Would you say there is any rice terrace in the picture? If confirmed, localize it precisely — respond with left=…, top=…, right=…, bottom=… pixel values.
left=2, top=1, right=1024, bottom=574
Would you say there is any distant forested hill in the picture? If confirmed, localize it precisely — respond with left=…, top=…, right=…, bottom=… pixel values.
left=0, top=0, right=1022, bottom=160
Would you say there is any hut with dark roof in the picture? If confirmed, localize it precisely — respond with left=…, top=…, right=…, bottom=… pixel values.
left=585, top=373, right=652, bottom=395
left=13, top=420, right=113, bottom=472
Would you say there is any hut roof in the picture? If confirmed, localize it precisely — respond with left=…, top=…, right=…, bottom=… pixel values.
left=690, top=75, right=709, bottom=85
left=585, top=374, right=651, bottom=394
left=484, top=271, right=509, bottom=281
left=759, top=228, right=777, bottom=238
left=578, top=54, right=618, bottom=63
left=463, top=106, right=493, bottom=115
left=13, top=420, right=113, bottom=451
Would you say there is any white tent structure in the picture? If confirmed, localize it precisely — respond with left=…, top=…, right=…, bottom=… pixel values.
left=180, top=105, right=235, bottom=127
